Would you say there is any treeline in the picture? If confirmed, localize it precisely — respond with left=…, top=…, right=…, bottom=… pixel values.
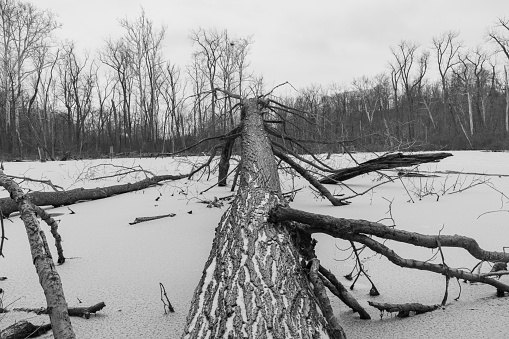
left=0, top=0, right=508, bottom=160
left=279, top=34, right=509, bottom=153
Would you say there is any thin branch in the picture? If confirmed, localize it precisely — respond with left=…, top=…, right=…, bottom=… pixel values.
left=273, top=148, right=349, bottom=206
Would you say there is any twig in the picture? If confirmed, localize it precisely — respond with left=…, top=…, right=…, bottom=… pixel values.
left=129, top=213, right=176, bottom=225
left=159, top=282, right=174, bottom=314
left=0, top=208, right=5, bottom=257
left=436, top=237, right=450, bottom=306
left=5, top=175, right=63, bottom=192
left=349, top=241, right=380, bottom=296
left=478, top=210, right=509, bottom=219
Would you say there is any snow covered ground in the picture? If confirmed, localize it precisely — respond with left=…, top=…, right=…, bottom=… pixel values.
left=0, top=151, right=508, bottom=338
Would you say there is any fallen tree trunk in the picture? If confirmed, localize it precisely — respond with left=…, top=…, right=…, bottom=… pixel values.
left=0, top=174, right=187, bottom=217
left=319, top=152, right=453, bottom=184
left=183, top=99, right=345, bottom=338
left=0, top=321, right=52, bottom=339
left=0, top=171, right=75, bottom=339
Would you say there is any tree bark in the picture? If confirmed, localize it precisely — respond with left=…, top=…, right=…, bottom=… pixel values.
left=0, top=171, right=76, bottom=339
left=183, top=99, right=343, bottom=338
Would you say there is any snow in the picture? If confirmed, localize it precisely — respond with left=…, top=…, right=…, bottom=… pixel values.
left=0, top=151, right=508, bottom=338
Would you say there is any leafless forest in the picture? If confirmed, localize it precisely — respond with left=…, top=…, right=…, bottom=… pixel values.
left=1, top=0, right=509, bottom=159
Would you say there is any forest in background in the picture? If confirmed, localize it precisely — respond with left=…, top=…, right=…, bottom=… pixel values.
left=0, top=0, right=508, bottom=160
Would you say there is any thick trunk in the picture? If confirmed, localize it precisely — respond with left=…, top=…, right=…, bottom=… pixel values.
left=183, top=99, right=340, bottom=338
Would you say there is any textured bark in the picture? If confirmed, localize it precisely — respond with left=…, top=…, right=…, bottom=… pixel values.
left=319, top=152, right=453, bottom=184
left=0, top=171, right=76, bottom=339
left=183, top=99, right=337, bottom=338
left=0, top=174, right=186, bottom=217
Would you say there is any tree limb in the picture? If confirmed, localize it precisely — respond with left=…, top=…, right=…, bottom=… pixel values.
left=272, top=148, right=348, bottom=206
left=320, top=152, right=453, bottom=184
left=270, top=206, right=509, bottom=263
left=0, top=173, right=187, bottom=217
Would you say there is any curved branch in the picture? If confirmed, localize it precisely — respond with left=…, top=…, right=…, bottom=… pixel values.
left=343, top=233, right=509, bottom=293
left=34, top=206, right=65, bottom=264
left=270, top=206, right=509, bottom=263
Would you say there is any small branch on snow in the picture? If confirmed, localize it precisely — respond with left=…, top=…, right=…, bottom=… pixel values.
left=159, top=282, right=175, bottom=314
left=129, top=213, right=176, bottom=225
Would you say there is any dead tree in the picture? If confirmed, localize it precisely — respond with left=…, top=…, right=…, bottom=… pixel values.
left=1, top=89, right=505, bottom=338
left=0, top=170, right=76, bottom=339
left=183, top=98, right=346, bottom=338
left=181, top=93, right=507, bottom=338
left=0, top=173, right=187, bottom=217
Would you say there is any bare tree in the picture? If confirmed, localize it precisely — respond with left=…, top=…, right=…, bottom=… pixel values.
left=0, top=0, right=59, bottom=156
left=432, top=31, right=462, bottom=134
left=160, top=61, right=187, bottom=153
left=94, top=66, right=115, bottom=153
left=58, top=42, right=97, bottom=155
left=100, top=37, right=134, bottom=151
left=189, top=28, right=223, bottom=136
left=488, top=18, right=509, bottom=134
left=390, top=41, right=429, bottom=140
left=187, top=53, right=207, bottom=138
left=119, top=9, right=166, bottom=151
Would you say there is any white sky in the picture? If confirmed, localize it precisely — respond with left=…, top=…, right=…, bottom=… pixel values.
left=29, top=0, right=509, bottom=90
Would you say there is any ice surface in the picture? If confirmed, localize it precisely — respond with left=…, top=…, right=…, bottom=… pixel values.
left=0, top=151, right=508, bottom=338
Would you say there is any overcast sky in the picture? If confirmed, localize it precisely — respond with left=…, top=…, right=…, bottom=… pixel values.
left=29, top=0, right=509, bottom=90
